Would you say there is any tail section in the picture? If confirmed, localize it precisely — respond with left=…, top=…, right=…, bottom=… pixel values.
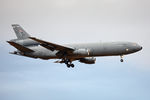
left=12, top=24, right=30, bottom=39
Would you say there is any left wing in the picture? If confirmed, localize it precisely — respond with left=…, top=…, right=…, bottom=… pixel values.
left=29, top=37, right=74, bottom=52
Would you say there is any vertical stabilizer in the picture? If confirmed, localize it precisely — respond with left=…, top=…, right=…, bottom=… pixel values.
left=12, top=24, right=30, bottom=39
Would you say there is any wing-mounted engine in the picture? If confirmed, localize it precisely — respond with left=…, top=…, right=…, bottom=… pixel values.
left=73, top=49, right=90, bottom=56
left=79, top=57, right=96, bottom=64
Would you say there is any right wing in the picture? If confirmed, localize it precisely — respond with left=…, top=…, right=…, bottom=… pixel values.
left=29, top=37, right=74, bottom=52
left=7, top=41, right=34, bottom=52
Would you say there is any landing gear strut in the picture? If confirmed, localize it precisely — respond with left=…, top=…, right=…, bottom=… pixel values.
left=64, top=59, right=75, bottom=68
left=120, top=55, right=124, bottom=62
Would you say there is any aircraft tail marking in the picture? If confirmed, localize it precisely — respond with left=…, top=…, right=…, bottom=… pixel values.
left=12, top=24, right=30, bottom=39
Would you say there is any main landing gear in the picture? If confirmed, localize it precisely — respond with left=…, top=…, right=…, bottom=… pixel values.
left=120, top=55, right=124, bottom=62
left=64, top=59, right=75, bottom=68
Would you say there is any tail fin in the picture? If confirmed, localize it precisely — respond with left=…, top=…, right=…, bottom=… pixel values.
left=12, top=24, right=30, bottom=39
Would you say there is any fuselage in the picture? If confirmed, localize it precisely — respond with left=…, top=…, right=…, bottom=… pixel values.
left=22, top=41, right=142, bottom=60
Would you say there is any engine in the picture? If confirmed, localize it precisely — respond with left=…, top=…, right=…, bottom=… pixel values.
left=79, top=57, right=96, bottom=64
left=73, top=49, right=90, bottom=56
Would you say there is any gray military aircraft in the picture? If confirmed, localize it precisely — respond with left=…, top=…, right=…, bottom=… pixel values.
left=7, top=24, right=142, bottom=68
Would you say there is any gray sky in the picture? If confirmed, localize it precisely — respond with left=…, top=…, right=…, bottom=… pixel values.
left=0, top=0, right=150, bottom=100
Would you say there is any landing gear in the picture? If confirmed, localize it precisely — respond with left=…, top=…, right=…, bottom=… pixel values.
left=120, top=55, right=124, bottom=62
left=70, top=64, right=74, bottom=68
left=120, top=59, right=123, bottom=62
left=64, top=59, right=75, bottom=68
left=67, top=64, right=71, bottom=68
left=67, top=63, right=74, bottom=68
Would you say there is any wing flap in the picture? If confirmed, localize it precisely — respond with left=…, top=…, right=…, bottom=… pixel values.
left=7, top=41, right=34, bottom=52
left=29, top=37, right=74, bottom=51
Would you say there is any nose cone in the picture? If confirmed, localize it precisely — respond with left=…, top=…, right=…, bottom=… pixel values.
left=135, top=44, right=143, bottom=52
left=140, top=46, right=143, bottom=50
left=138, top=44, right=142, bottom=50
left=125, top=42, right=142, bottom=54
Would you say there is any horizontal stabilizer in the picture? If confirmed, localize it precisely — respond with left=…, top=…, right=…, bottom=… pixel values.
left=7, top=41, right=34, bottom=52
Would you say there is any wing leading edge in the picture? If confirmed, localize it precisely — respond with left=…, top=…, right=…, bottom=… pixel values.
left=29, top=37, right=74, bottom=52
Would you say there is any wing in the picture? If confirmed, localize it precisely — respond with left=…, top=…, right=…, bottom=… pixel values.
left=29, top=37, right=74, bottom=52
left=7, top=41, right=34, bottom=52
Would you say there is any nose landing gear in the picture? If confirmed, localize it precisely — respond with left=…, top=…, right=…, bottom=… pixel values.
left=120, top=59, right=124, bottom=62
left=120, top=55, right=124, bottom=62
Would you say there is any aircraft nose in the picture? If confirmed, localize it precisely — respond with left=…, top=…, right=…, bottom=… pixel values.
left=137, top=45, right=143, bottom=51
left=131, top=43, right=142, bottom=52
left=140, top=46, right=143, bottom=50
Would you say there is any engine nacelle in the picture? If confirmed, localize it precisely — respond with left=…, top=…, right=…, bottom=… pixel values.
left=73, top=49, right=90, bottom=56
left=79, top=57, right=96, bottom=64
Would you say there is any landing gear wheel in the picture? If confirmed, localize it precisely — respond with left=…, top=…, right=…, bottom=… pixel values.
left=67, top=64, right=71, bottom=68
left=120, top=59, right=123, bottom=62
left=120, top=55, right=124, bottom=62
left=70, top=64, right=74, bottom=68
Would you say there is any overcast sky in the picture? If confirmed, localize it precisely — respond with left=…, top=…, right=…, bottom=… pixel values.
left=0, top=0, right=150, bottom=100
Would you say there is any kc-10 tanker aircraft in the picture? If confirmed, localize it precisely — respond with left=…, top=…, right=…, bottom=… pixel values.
left=7, top=24, right=142, bottom=68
